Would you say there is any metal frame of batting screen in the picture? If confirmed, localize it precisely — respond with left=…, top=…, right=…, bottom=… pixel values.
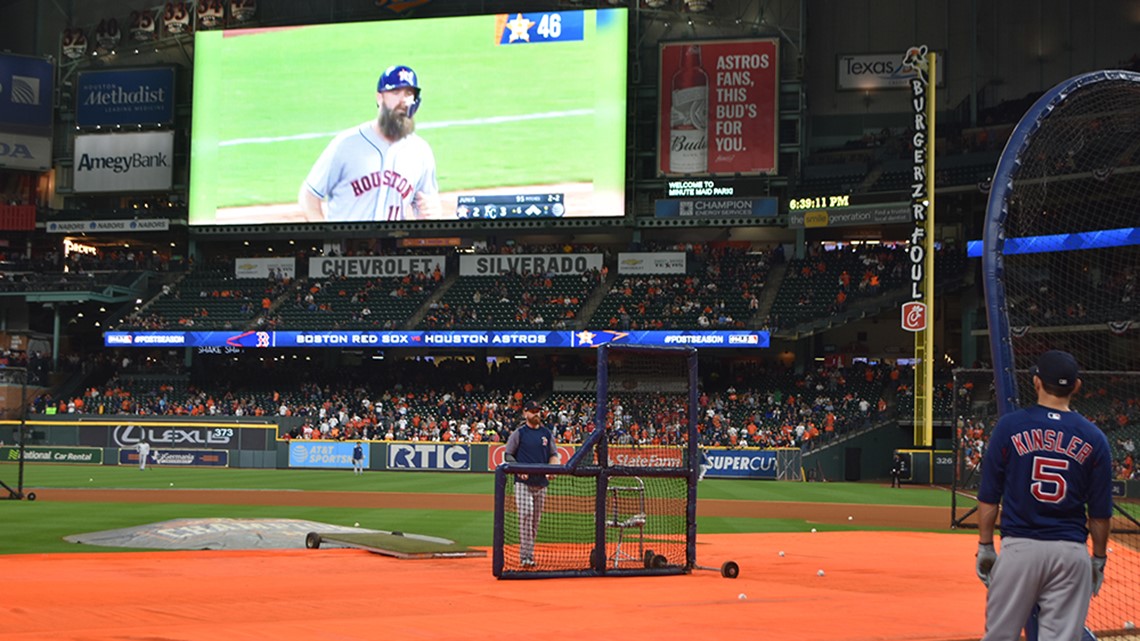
left=978, top=69, right=1140, bottom=637
left=493, top=344, right=698, bottom=579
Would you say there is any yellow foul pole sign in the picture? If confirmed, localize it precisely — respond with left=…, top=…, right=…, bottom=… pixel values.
left=901, top=46, right=935, bottom=447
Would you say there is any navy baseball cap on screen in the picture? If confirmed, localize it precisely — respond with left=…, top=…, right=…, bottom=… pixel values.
left=1031, top=350, right=1080, bottom=389
left=523, top=401, right=542, bottom=412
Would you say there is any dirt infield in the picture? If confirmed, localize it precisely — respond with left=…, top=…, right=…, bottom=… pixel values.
left=37, top=488, right=954, bottom=530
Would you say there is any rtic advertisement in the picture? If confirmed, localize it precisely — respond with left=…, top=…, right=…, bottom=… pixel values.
left=387, top=443, right=470, bottom=471
left=658, top=38, right=779, bottom=176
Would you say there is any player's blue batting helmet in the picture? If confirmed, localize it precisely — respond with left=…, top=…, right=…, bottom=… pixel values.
left=377, top=65, right=421, bottom=118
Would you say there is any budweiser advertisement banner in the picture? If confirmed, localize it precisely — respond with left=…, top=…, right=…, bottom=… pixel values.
left=658, top=38, right=779, bottom=177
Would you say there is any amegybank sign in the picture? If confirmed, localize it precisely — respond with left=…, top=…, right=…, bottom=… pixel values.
left=73, top=131, right=173, bottom=192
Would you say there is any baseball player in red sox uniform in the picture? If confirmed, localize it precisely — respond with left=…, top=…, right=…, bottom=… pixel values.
left=300, top=65, right=441, bottom=222
left=503, top=401, right=559, bottom=568
left=975, top=350, right=1113, bottom=641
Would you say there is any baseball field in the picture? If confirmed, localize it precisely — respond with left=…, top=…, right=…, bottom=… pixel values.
left=1, top=464, right=1136, bottom=641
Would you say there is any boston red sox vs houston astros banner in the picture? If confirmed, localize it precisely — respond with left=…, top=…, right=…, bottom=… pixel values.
left=658, top=38, right=779, bottom=176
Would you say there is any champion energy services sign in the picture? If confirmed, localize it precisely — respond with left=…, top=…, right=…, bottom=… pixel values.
left=73, top=131, right=174, bottom=192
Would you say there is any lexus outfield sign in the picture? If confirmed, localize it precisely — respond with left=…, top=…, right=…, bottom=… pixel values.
left=73, top=131, right=174, bottom=193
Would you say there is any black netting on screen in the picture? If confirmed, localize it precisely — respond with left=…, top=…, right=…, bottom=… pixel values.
left=499, top=471, right=689, bottom=575
left=592, top=346, right=697, bottom=472
left=494, top=346, right=697, bottom=579
left=994, top=74, right=1140, bottom=389
left=501, top=473, right=597, bottom=573
left=980, top=73, right=1140, bottom=632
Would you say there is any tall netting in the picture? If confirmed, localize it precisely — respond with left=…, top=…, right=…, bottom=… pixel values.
left=980, top=70, right=1140, bottom=635
left=493, top=345, right=697, bottom=579
left=952, top=370, right=1140, bottom=635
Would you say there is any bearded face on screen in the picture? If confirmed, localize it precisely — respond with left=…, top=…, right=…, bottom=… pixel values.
left=378, top=99, right=415, bottom=141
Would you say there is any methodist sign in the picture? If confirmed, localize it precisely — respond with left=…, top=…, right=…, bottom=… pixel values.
left=75, top=67, right=176, bottom=126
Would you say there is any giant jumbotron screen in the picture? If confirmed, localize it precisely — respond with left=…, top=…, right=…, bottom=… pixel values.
left=188, top=9, right=628, bottom=225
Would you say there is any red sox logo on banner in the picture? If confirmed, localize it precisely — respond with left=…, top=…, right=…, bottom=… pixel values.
left=163, top=2, right=192, bottom=35
left=901, top=301, right=927, bottom=332
left=197, top=0, right=224, bottom=28
left=62, top=27, right=89, bottom=60
left=130, top=9, right=157, bottom=42
left=488, top=444, right=573, bottom=470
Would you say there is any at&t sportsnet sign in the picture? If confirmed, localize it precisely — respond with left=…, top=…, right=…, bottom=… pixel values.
left=76, top=68, right=175, bottom=127
left=288, top=442, right=368, bottom=469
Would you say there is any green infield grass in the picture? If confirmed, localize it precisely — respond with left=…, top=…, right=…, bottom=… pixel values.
left=0, top=463, right=973, bottom=555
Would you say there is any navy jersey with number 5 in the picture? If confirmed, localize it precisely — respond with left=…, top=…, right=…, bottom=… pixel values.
left=978, top=405, right=1113, bottom=542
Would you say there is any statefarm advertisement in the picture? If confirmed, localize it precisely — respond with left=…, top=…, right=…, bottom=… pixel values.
left=658, top=38, right=779, bottom=177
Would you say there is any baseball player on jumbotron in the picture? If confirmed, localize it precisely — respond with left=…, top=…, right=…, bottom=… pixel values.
left=299, top=64, right=442, bottom=222
left=975, top=350, right=1113, bottom=641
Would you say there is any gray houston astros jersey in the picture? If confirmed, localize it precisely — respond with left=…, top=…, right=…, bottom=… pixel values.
left=304, top=121, right=439, bottom=222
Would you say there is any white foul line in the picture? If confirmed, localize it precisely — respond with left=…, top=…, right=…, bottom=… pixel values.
left=218, top=108, right=594, bottom=147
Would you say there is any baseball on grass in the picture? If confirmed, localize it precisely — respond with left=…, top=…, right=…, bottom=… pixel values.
left=88, top=478, right=93, bottom=482
left=354, top=522, right=360, bottom=527
left=169, top=482, right=174, bottom=486
left=817, top=569, right=826, bottom=577
left=810, top=528, right=817, bottom=533
left=738, top=593, right=747, bottom=600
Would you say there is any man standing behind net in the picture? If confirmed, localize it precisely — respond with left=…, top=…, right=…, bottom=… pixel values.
left=504, top=400, right=559, bottom=568
left=975, top=350, right=1114, bottom=641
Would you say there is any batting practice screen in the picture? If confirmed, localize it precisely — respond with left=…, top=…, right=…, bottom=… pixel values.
left=493, top=345, right=698, bottom=579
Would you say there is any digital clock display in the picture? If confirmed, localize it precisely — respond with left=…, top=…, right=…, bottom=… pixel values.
left=788, top=195, right=852, bottom=210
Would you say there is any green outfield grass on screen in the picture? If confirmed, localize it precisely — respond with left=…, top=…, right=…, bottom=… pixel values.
left=189, top=9, right=628, bottom=225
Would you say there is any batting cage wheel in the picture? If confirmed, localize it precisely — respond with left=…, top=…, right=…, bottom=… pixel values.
left=643, top=550, right=655, bottom=568
left=692, top=559, right=740, bottom=579
left=25, top=492, right=35, bottom=501
left=305, top=532, right=322, bottom=549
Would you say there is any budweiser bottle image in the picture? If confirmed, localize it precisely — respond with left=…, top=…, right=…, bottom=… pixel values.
left=669, top=44, right=708, bottom=173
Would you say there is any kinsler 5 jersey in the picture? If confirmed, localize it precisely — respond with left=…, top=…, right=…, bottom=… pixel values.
left=303, top=121, right=438, bottom=222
